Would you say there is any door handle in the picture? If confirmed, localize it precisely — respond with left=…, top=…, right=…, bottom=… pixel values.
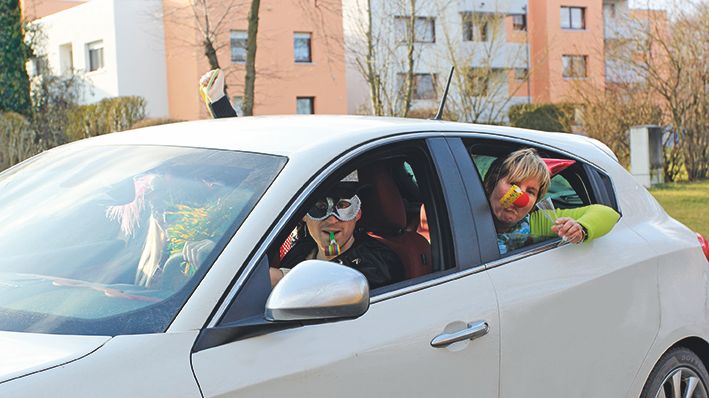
left=430, top=320, right=489, bottom=348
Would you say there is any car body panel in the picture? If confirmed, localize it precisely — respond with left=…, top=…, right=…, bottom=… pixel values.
left=488, top=227, right=661, bottom=397
left=0, top=116, right=705, bottom=397
left=1, top=332, right=201, bottom=397
left=0, top=332, right=110, bottom=383
left=192, top=270, right=500, bottom=397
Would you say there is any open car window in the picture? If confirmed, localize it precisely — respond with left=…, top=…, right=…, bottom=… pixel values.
left=466, top=138, right=615, bottom=256
left=217, top=139, right=458, bottom=326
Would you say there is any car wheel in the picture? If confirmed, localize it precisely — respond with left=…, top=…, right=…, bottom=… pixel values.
left=641, top=347, right=709, bottom=398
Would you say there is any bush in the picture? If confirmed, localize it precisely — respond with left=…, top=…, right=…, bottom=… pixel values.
left=130, top=118, right=184, bottom=129
left=65, top=96, right=146, bottom=141
left=0, top=112, right=42, bottom=169
left=508, top=103, right=574, bottom=132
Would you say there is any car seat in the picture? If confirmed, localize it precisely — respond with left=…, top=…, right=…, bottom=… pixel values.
left=358, top=164, right=432, bottom=279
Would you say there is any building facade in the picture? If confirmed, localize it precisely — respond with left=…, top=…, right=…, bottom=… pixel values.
left=344, top=0, right=658, bottom=122
left=21, top=0, right=348, bottom=120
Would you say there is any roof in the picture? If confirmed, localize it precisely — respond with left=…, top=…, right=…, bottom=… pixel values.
left=68, top=115, right=616, bottom=167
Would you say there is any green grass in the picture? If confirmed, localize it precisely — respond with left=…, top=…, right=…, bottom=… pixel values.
left=649, top=180, right=709, bottom=238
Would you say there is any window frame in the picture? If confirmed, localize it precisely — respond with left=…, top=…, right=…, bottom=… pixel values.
left=560, top=6, right=586, bottom=30
left=394, top=16, right=436, bottom=43
left=562, top=54, right=588, bottom=79
left=293, top=32, right=313, bottom=63
left=202, top=133, right=480, bottom=336
left=512, top=14, right=527, bottom=31
left=230, top=30, right=248, bottom=64
left=86, top=40, right=104, bottom=72
left=296, top=96, right=315, bottom=114
left=449, top=135, right=620, bottom=263
left=461, top=12, right=489, bottom=41
left=397, top=73, right=438, bottom=100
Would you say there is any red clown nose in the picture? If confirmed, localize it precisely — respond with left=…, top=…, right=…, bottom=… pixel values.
left=512, top=192, right=530, bottom=207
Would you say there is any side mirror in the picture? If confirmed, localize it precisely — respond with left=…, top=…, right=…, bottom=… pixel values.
left=265, top=260, right=369, bottom=322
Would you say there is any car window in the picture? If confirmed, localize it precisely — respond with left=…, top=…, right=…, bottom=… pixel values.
left=465, top=138, right=608, bottom=256
left=0, top=144, right=285, bottom=335
left=217, top=140, right=456, bottom=325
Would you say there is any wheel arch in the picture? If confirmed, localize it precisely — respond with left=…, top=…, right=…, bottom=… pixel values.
left=671, top=336, right=709, bottom=371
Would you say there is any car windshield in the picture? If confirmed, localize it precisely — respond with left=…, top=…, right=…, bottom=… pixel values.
left=0, top=144, right=286, bottom=336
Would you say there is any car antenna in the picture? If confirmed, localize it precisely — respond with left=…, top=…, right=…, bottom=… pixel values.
left=433, top=66, right=454, bottom=121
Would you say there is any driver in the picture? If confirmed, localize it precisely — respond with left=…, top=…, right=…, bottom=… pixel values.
left=270, top=181, right=405, bottom=289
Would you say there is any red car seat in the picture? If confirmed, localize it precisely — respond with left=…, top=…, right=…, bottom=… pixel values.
left=358, top=165, right=432, bottom=279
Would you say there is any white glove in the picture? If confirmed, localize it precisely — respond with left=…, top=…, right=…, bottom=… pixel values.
left=199, top=69, right=225, bottom=103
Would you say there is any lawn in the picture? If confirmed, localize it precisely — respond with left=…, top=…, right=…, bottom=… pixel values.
left=649, top=180, right=709, bottom=238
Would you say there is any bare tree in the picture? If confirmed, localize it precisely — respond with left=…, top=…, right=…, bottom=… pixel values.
left=242, top=0, right=260, bottom=116
left=435, top=4, right=530, bottom=124
left=611, top=2, right=709, bottom=181
left=345, top=0, right=425, bottom=116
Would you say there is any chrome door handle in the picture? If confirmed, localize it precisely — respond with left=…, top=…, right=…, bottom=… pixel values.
left=430, top=320, right=489, bottom=348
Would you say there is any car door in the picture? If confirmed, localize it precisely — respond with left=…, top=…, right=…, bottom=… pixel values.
left=450, top=136, right=661, bottom=397
left=190, top=136, right=501, bottom=397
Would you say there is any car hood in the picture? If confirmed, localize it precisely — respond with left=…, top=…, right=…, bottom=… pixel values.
left=0, top=331, right=110, bottom=383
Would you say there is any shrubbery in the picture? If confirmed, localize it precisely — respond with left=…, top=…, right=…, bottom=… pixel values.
left=0, top=112, right=42, bottom=169
left=508, top=103, right=574, bottom=133
left=65, top=96, right=146, bottom=141
left=130, top=118, right=184, bottom=129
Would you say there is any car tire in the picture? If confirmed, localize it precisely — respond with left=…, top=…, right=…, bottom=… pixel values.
left=640, top=347, right=709, bottom=398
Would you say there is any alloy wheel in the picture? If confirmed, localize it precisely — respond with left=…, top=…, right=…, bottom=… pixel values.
left=656, top=366, right=709, bottom=398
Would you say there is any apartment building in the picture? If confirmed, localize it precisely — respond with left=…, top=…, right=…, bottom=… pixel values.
left=343, top=0, right=529, bottom=119
left=344, top=0, right=655, bottom=121
left=21, top=0, right=348, bottom=119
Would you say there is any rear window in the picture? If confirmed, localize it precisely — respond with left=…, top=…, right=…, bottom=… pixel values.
left=0, top=144, right=285, bottom=335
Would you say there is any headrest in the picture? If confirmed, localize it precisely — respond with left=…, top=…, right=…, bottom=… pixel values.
left=357, top=165, right=406, bottom=235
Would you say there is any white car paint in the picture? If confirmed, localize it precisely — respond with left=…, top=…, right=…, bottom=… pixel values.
left=192, top=270, right=500, bottom=397
left=0, top=115, right=705, bottom=397
left=1, top=332, right=201, bottom=397
left=0, top=332, right=110, bottom=383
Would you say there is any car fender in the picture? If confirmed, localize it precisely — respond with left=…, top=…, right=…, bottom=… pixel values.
left=0, top=331, right=201, bottom=398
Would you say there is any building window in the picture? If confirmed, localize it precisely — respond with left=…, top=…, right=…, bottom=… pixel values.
left=395, top=16, right=436, bottom=43
left=514, top=68, right=528, bottom=81
left=294, top=32, right=312, bottom=63
left=296, top=97, right=315, bottom=114
left=398, top=73, right=438, bottom=100
left=232, top=96, right=244, bottom=117
left=512, top=14, right=527, bottom=31
left=86, top=40, right=104, bottom=72
left=560, top=6, right=585, bottom=30
left=462, top=12, right=488, bottom=41
left=231, top=31, right=248, bottom=63
left=562, top=55, right=588, bottom=78
left=59, top=43, right=74, bottom=75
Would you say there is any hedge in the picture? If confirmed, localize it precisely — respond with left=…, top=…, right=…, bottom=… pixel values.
left=65, top=96, right=146, bottom=141
left=508, top=103, right=574, bottom=133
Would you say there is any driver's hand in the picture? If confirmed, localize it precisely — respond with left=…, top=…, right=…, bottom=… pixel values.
left=199, top=69, right=225, bottom=103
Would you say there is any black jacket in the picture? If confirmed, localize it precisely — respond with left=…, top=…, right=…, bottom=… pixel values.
left=210, top=96, right=238, bottom=118
left=280, top=234, right=405, bottom=290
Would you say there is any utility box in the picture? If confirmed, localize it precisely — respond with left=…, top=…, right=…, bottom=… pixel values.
left=630, top=125, right=664, bottom=188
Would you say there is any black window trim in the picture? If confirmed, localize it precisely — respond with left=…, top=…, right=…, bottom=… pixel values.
left=199, top=132, right=473, bottom=332
left=446, top=132, right=621, bottom=266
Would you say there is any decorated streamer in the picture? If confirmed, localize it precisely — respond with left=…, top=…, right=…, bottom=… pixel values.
left=325, top=231, right=340, bottom=256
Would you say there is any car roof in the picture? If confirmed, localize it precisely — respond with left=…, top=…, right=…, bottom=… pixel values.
left=68, top=115, right=616, bottom=167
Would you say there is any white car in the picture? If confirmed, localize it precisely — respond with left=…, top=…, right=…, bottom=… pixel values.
left=0, top=116, right=707, bottom=398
